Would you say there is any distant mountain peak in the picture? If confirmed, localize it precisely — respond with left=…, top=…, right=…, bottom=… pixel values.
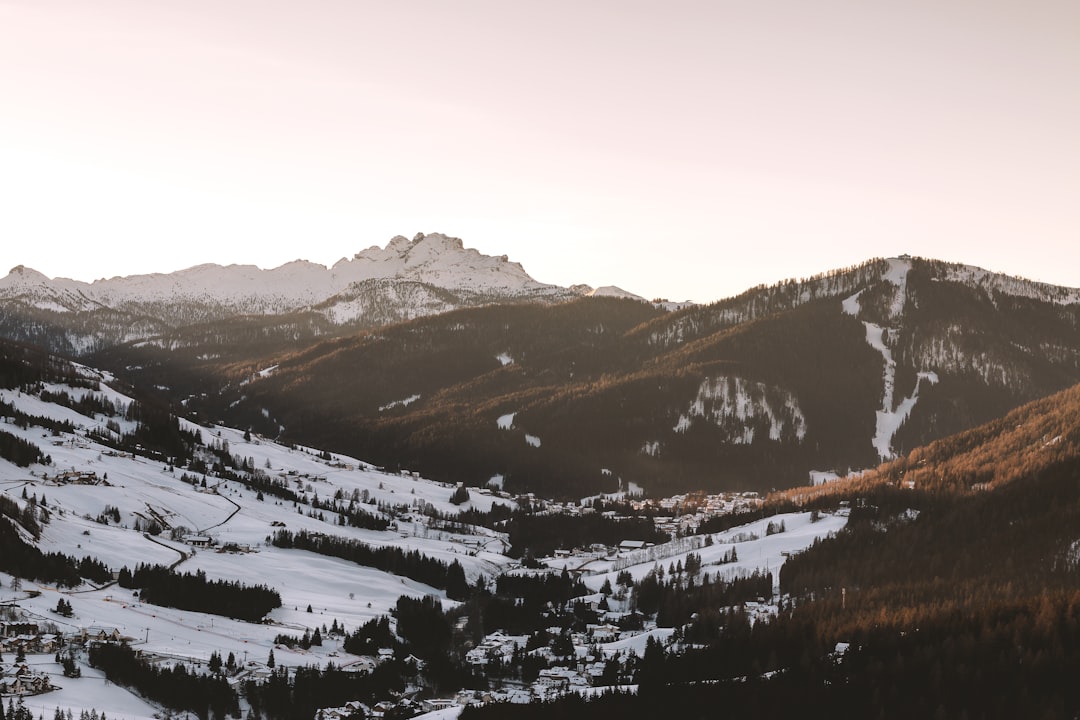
left=586, top=285, right=647, bottom=301
left=0, top=232, right=640, bottom=353
left=1, top=264, right=50, bottom=285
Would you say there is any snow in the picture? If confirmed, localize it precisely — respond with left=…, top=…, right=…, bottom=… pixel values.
left=673, top=376, right=806, bottom=443
left=0, top=232, right=581, bottom=326
left=841, top=289, right=863, bottom=316
left=525, top=434, right=542, bottom=448
left=883, top=257, right=911, bottom=319
left=945, top=263, right=1080, bottom=306
left=496, top=413, right=516, bottom=430
left=6, top=652, right=161, bottom=720
left=0, top=377, right=519, bottom=669
left=861, top=318, right=939, bottom=460
left=379, top=394, right=421, bottom=411
left=843, top=258, right=937, bottom=460
left=575, top=511, right=847, bottom=597
left=809, top=470, right=841, bottom=486
left=495, top=352, right=514, bottom=366
left=0, top=363, right=847, bottom=718
left=586, top=286, right=647, bottom=302
left=412, top=708, right=464, bottom=720
left=599, top=628, right=674, bottom=658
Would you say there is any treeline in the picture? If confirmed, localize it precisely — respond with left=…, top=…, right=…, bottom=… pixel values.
left=465, top=590, right=1080, bottom=719
left=88, top=643, right=238, bottom=720
left=0, top=516, right=110, bottom=587
left=271, top=529, right=470, bottom=599
left=0, top=338, right=98, bottom=390
left=342, top=615, right=395, bottom=656
left=780, top=458, right=1080, bottom=613
left=495, top=569, right=587, bottom=608
left=635, top=568, right=773, bottom=627
left=0, top=494, right=40, bottom=538
left=243, top=661, right=411, bottom=720
left=505, top=512, right=668, bottom=558
left=0, top=397, right=78, bottom=436
left=252, top=596, right=483, bottom=717
left=0, top=429, right=47, bottom=467
left=38, top=388, right=120, bottom=419
left=118, top=564, right=280, bottom=622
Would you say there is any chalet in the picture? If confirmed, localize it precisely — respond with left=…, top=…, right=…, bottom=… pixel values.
left=36, top=634, right=59, bottom=653
left=81, top=627, right=123, bottom=644
left=587, top=623, right=620, bottom=643
left=370, top=700, right=397, bottom=718
left=534, top=667, right=585, bottom=693
left=421, top=698, right=456, bottom=712
left=617, top=539, right=648, bottom=553
left=184, top=535, right=214, bottom=547
left=0, top=672, right=53, bottom=696
left=53, top=470, right=100, bottom=485
left=465, top=631, right=523, bottom=666
left=315, top=700, right=370, bottom=719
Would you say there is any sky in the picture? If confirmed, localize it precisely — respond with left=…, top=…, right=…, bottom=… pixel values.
left=1, top=0, right=1078, bottom=303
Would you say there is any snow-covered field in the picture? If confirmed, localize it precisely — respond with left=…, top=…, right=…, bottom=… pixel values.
left=0, top=368, right=848, bottom=717
left=561, top=510, right=846, bottom=596
left=0, top=375, right=516, bottom=669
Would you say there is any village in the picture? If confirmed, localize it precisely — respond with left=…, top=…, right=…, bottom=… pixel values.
left=0, top=613, right=130, bottom=699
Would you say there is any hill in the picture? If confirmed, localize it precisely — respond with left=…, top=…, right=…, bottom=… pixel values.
left=460, top=381, right=1080, bottom=719
left=157, top=256, right=1080, bottom=497
left=4, top=248, right=1080, bottom=499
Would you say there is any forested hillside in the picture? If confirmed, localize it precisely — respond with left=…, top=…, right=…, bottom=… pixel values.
left=140, top=257, right=1080, bottom=498
left=465, top=380, right=1080, bottom=718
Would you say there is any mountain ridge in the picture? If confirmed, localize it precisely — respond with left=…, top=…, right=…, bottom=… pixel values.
left=0, top=231, right=648, bottom=341
left=152, top=254, right=1078, bottom=498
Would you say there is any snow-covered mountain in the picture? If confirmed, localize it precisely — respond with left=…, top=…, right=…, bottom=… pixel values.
left=0, top=232, right=644, bottom=355
left=189, top=255, right=1080, bottom=497
left=4, top=250, right=1080, bottom=497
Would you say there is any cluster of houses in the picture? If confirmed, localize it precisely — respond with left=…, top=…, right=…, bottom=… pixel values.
left=44, top=470, right=105, bottom=486
left=635, top=491, right=762, bottom=535
left=0, top=662, right=53, bottom=697
left=0, top=622, right=58, bottom=698
left=0, top=621, right=63, bottom=657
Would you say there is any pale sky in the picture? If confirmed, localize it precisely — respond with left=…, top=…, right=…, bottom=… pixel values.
left=1, top=1, right=1078, bottom=303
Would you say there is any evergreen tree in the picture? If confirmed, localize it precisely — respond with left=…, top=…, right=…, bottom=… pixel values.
left=209, top=651, right=222, bottom=673
left=445, top=560, right=469, bottom=601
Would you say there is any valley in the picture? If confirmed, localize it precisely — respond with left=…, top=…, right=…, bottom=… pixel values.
left=2, top=250, right=1080, bottom=718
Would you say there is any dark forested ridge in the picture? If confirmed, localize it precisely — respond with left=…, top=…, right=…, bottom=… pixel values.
left=145, top=257, right=1080, bottom=498
left=5, top=257, right=1080, bottom=498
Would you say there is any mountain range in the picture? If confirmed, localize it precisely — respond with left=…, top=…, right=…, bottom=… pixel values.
left=0, top=232, right=645, bottom=356
left=3, top=239, right=1080, bottom=499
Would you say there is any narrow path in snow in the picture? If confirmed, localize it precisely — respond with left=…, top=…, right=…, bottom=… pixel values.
left=199, top=484, right=242, bottom=533
left=142, top=532, right=190, bottom=571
